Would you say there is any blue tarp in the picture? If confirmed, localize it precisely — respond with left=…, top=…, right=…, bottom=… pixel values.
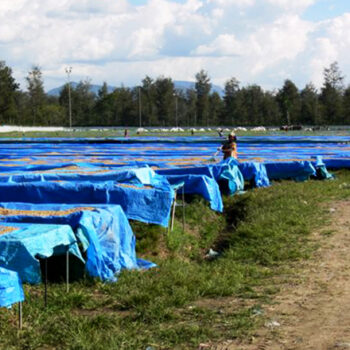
left=166, top=175, right=223, bottom=212
left=157, top=158, right=245, bottom=194
left=0, top=267, right=24, bottom=308
left=0, top=223, right=84, bottom=284
left=265, top=161, right=316, bottom=181
left=0, top=181, right=174, bottom=227
left=238, top=162, right=270, bottom=187
left=0, top=203, right=155, bottom=281
left=0, top=166, right=169, bottom=189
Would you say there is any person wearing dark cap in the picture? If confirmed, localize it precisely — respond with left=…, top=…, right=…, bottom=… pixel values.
left=221, top=132, right=238, bottom=159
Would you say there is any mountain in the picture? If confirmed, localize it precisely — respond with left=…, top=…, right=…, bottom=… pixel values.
left=47, top=80, right=224, bottom=97
left=47, top=83, right=115, bottom=97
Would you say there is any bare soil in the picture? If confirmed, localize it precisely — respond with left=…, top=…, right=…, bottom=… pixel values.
left=206, top=200, right=350, bottom=350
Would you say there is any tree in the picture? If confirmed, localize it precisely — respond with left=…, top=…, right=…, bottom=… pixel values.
left=154, top=76, right=175, bottom=126
left=343, top=85, right=350, bottom=125
left=141, top=76, right=157, bottom=126
left=239, top=85, right=266, bottom=125
left=195, top=70, right=211, bottom=126
left=223, top=77, right=240, bottom=125
left=320, top=61, right=344, bottom=124
left=26, top=65, right=46, bottom=125
left=209, top=92, right=223, bottom=126
left=94, top=82, right=115, bottom=125
left=185, top=89, right=197, bottom=126
left=0, top=61, right=19, bottom=124
left=300, top=83, right=319, bottom=125
left=276, top=79, right=301, bottom=125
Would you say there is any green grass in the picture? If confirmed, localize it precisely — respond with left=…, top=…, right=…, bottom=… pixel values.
left=0, top=128, right=349, bottom=138
left=1, top=172, right=350, bottom=349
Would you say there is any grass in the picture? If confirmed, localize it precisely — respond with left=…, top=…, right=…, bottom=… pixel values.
left=0, top=128, right=349, bottom=139
left=1, top=171, right=350, bottom=349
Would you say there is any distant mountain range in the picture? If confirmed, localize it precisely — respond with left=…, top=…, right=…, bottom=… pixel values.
left=47, top=80, right=224, bottom=97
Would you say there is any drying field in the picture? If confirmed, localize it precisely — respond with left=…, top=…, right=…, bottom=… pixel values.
left=0, top=134, right=350, bottom=349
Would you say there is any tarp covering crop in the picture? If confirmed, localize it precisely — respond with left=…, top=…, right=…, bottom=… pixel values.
left=166, top=175, right=223, bottom=212
left=0, top=203, right=155, bottom=281
left=0, top=223, right=83, bottom=284
left=0, top=181, right=174, bottom=227
left=0, top=267, right=24, bottom=308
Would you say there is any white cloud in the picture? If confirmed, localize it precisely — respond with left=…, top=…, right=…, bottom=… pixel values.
left=0, top=0, right=349, bottom=91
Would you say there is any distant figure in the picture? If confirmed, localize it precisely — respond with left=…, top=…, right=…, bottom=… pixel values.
left=217, top=128, right=223, bottom=137
left=191, top=129, right=195, bottom=136
left=221, top=132, right=238, bottom=159
left=124, top=129, right=129, bottom=137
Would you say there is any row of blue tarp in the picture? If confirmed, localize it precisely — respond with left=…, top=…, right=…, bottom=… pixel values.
left=0, top=181, right=174, bottom=227
left=0, top=222, right=84, bottom=284
left=0, top=203, right=156, bottom=282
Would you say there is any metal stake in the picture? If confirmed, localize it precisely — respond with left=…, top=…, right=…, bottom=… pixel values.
left=182, top=186, right=185, bottom=233
left=170, top=191, right=177, bottom=231
left=66, top=250, right=69, bottom=293
left=44, top=259, right=48, bottom=308
left=18, top=302, right=22, bottom=330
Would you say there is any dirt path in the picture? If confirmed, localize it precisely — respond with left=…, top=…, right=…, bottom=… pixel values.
left=214, top=199, right=350, bottom=350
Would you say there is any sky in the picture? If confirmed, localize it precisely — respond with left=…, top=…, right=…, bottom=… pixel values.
left=0, top=0, right=350, bottom=92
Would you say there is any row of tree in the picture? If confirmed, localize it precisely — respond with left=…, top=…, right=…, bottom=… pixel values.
left=0, top=60, right=350, bottom=127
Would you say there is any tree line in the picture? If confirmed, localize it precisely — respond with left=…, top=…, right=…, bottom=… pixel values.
left=0, top=61, right=350, bottom=127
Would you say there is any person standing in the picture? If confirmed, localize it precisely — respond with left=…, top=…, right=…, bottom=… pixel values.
left=221, top=132, right=238, bottom=159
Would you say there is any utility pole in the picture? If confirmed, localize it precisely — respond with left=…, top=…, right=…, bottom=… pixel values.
left=174, top=92, right=178, bottom=127
left=138, top=86, right=142, bottom=127
left=65, top=67, right=72, bottom=128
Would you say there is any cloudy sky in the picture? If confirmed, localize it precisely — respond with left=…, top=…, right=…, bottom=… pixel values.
left=0, top=0, right=349, bottom=92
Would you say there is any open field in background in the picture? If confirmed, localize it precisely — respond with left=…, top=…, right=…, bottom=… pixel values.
left=0, top=126, right=349, bottom=138
left=1, top=171, right=350, bottom=350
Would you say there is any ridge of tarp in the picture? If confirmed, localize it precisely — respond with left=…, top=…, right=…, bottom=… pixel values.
left=0, top=181, right=174, bottom=227
left=0, top=267, right=24, bottom=308
left=0, top=222, right=84, bottom=284
left=0, top=203, right=155, bottom=281
left=0, top=166, right=169, bottom=189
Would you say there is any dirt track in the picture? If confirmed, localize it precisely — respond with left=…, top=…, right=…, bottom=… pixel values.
left=214, top=199, right=350, bottom=350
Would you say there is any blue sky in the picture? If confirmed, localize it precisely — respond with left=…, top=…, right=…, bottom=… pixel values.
left=0, top=0, right=350, bottom=92
left=303, top=0, right=350, bottom=21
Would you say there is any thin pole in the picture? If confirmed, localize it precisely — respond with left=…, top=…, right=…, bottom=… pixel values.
left=175, top=95, right=178, bottom=127
left=138, top=87, right=142, bottom=127
left=182, top=186, right=185, bottom=233
left=18, top=302, right=23, bottom=330
left=44, top=259, right=48, bottom=308
left=66, top=250, right=69, bottom=293
left=171, top=191, right=177, bottom=231
left=65, top=67, right=72, bottom=128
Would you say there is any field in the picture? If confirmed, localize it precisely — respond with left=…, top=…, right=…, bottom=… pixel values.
left=0, top=170, right=349, bottom=349
left=0, top=131, right=350, bottom=349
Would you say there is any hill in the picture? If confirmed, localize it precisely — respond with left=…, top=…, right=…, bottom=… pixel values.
left=47, top=80, right=224, bottom=97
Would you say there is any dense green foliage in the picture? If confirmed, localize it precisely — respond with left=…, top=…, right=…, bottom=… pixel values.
left=1, top=172, right=350, bottom=349
left=1, top=60, right=350, bottom=126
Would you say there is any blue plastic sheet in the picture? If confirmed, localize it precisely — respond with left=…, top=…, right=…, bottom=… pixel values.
left=0, top=203, right=155, bottom=281
left=166, top=175, right=223, bottom=212
left=0, top=181, right=174, bottom=227
left=0, top=267, right=24, bottom=308
left=0, top=223, right=84, bottom=284
left=265, top=161, right=316, bottom=181
left=238, top=162, right=270, bottom=187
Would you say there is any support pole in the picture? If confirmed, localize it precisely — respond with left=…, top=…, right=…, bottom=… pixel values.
left=44, top=259, right=48, bottom=308
left=66, top=250, right=69, bottom=293
left=171, top=191, right=177, bottom=231
left=182, top=186, right=185, bottom=233
left=18, top=302, right=22, bottom=330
